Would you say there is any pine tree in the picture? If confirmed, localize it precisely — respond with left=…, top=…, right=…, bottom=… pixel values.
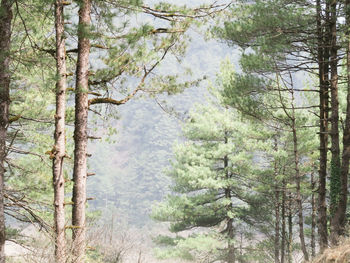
left=153, top=91, right=255, bottom=262
left=213, top=0, right=350, bottom=249
left=0, top=1, right=13, bottom=261
left=53, top=1, right=68, bottom=261
left=67, top=1, right=224, bottom=261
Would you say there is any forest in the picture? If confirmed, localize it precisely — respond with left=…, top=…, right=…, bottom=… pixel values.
left=1, top=0, right=350, bottom=262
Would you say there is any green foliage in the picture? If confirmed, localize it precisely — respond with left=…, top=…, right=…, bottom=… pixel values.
left=154, top=233, right=222, bottom=262
left=152, top=89, right=255, bottom=260
left=218, top=61, right=269, bottom=119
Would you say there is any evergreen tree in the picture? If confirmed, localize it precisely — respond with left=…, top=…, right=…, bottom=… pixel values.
left=153, top=92, right=254, bottom=262
left=53, top=1, right=68, bottom=261
left=0, top=1, right=13, bottom=261
left=212, top=0, right=350, bottom=249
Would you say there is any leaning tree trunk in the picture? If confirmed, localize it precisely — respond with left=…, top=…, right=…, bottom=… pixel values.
left=316, top=0, right=329, bottom=251
left=72, top=0, right=91, bottom=262
left=53, top=1, right=67, bottom=262
left=0, top=1, right=12, bottom=262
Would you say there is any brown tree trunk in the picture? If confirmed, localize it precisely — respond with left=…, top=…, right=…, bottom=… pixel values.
left=227, top=216, right=235, bottom=263
left=287, top=194, right=293, bottom=263
left=329, top=0, right=342, bottom=245
left=53, top=1, right=67, bottom=262
left=72, top=0, right=91, bottom=262
left=273, top=137, right=280, bottom=263
left=291, top=93, right=309, bottom=261
left=0, top=1, right=13, bottom=262
left=335, top=0, right=350, bottom=239
left=281, top=179, right=286, bottom=263
left=329, top=0, right=350, bottom=241
left=276, top=72, right=308, bottom=260
left=311, top=169, right=316, bottom=258
left=275, top=188, right=280, bottom=263
left=316, top=0, right=329, bottom=251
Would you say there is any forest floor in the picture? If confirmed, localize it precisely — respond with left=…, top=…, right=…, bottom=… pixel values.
left=313, top=240, right=350, bottom=263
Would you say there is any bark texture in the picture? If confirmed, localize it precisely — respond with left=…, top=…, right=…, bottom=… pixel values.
left=291, top=93, right=309, bottom=261
left=53, top=1, right=67, bottom=262
left=281, top=179, right=286, bottom=263
left=0, top=1, right=12, bottom=262
left=311, top=170, right=316, bottom=258
left=72, top=0, right=91, bottom=262
left=316, top=0, right=329, bottom=251
left=273, top=138, right=280, bottom=263
left=333, top=0, right=350, bottom=240
left=329, top=0, right=342, bottom=245
left=287, top=194, right=292, bottom=263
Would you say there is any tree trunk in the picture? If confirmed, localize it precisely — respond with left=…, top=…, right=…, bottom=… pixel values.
left=316, top=0, right=329, bottom=251
left=287, top=194, right=293, bottom=263
left=311, top=169, right=316, bottom=258
left=293, top=126, right=309, bottom=262
left=276, top=71, right=308, bottom=260
left=275, top=188, right=280, bottom=263
left=53, top=1, right=67, bottom=262
left=0, top=1, right=13, bottom=262
left=332, top=0, right=350, bottom=240
left=290, top=87, right=309, bottom=261
left=227, top=216, right=235, bottom=263
left=72, top=0, right=91, bottom=262
left=225, top=134, right=235, bottom=263
left=273, top=137, right=280, bottom=263
left=281, top=179, right=286, bottom=263
left=329, top=0, right=342, bottom=245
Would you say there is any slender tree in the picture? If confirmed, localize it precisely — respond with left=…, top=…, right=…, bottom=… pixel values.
left=53, top=0, right=68, bottom=261
left=329, top=0, right=342, bottom=245
left=331, top=0, right=350, bottom=240
left=273, top=137, right=280, bottom=263
left=71, top=0, right=91, bottom=261
left=288, top=80, right=309, bottom=261
left=311, top=168, right=317, bottom=258
left=0, top=0, right=13, bottom=261
left=316, top=0, right=329, bottom=251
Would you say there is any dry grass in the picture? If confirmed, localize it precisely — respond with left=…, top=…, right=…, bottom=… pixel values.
left=314, top=239, right=350, bottom=263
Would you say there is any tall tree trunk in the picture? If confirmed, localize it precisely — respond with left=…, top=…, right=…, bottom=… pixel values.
left=277, top=72, right=308, bottom=260
left=53, top=1, right=67, bottom=262
left=316, top=0, right=329, bottom=251
left=290, top=87, right=309, bottom=261
left=72, top=0, right=91, bottom=262
left=0, top=1, right=12, bottom=262
left=331, top=0, right=350, bottom=240
left=329, top=0, right=342, bottom=245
